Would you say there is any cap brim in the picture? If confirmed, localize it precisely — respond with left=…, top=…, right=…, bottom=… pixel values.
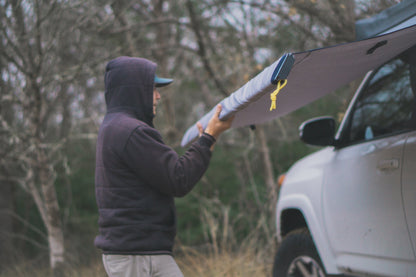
left=154, top=75, right=173, bottom=87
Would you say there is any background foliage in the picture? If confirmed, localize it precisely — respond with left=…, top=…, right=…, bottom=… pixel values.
left=0, top=0, right=399, bottom=275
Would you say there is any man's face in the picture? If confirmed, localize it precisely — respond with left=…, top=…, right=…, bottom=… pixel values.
left=153, top=88, right=161, bottom=115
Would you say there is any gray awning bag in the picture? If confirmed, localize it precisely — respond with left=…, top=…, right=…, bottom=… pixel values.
left=181, top=24, right=416, bottom=147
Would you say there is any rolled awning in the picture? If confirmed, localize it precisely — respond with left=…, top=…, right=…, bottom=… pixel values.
left=181, top=24, right=416, bottom=147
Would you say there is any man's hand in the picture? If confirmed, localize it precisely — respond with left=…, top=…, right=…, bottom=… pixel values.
left=197, top=122, right=204, bottom=137
left=203, top=104, right=234, bottom=139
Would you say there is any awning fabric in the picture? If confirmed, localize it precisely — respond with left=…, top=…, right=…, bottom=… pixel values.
left=181, top=24, right=416, bottom=147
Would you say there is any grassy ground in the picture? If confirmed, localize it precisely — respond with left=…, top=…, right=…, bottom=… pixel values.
left=178, top=246, right=274, bottom=277
left=0, top=242, right=275, bottom=277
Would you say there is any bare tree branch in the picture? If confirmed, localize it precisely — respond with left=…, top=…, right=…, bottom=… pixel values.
left=0, top=231, right=49, bottom=250
left=186, top=0, right=229, bottom=97
left=0, top=210, right=48, bottom=240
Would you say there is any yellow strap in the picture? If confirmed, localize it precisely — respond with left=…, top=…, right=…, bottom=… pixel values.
left=270, top=79, right=287, bottom=111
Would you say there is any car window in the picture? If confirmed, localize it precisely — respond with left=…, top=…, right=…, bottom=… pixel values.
left=345, top=48, right=416, bottom=144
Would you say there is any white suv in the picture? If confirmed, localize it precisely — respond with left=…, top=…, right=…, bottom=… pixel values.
left=273, top=4, right=416, bottom=277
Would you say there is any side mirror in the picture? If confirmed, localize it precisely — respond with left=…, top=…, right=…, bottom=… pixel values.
left=299, top=116, right=336, bottom=146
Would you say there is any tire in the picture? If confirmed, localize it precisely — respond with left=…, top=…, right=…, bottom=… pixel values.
left=273, top=228, right=327, bottom=277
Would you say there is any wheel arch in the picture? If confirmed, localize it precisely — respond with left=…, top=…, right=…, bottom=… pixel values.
left=280, top=208, right=308, bottom=238
left=276, top=195, right=341, bottom=274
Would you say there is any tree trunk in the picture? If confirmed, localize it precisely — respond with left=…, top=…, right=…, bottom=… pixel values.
left=154, top=0, right=177, bottom=142
left=28, top=76, right=65, bottom=272
left=37, top=143, right=65, bottom=271
left=255, top=126, right=277, bottom=216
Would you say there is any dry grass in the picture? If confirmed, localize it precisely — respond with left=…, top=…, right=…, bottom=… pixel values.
left=177, top=244, right=273, bottom=277
left=175, top=197, right=276, bottom=277
left=0, top=243, right=273, bottom=277
left=0, top=259, right=107, bottom=277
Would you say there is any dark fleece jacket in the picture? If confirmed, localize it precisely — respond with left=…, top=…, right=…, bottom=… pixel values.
left=94, top=56, right=215, bottom=255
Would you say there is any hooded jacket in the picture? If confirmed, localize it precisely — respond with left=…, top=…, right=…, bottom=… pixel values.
left=95, top=56, right=215, bottom=255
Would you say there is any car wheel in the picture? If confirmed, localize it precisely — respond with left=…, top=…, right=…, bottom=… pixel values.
left=273, top=228, right=326, bottom=277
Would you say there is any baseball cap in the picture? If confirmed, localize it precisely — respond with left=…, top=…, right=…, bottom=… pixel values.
left=154, top=75, right=173, bottom=87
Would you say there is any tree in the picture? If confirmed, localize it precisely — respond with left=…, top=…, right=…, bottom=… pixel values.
left=1, top=0, right=65, bottom=270
left=0, top=0, right=107, bottom=272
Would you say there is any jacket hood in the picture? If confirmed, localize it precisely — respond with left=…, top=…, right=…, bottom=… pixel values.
left=104, top=56, right=156, bottom=126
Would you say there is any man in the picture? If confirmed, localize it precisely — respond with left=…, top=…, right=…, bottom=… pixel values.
left=95, top=56, right=234, bottom=277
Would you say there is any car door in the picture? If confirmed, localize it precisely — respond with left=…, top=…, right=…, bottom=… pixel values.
left=323, top=49, right=416, bottom=267
left=402, top=131, right=416, bottom=255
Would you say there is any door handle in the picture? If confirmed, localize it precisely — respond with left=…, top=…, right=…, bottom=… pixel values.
left=377, top=159, right=399, bottom=171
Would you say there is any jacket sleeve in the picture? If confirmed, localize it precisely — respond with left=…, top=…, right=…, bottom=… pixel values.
left=122, top=125, right=215, bottom=197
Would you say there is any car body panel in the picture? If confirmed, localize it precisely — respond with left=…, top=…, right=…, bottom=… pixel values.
left=402, top=132, right=416, bottom=254
left=336, top=254, right=416, bottom=277
left=277, top=147, right=341, bottom=274
left=323, top=133, right=413, bottom=261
